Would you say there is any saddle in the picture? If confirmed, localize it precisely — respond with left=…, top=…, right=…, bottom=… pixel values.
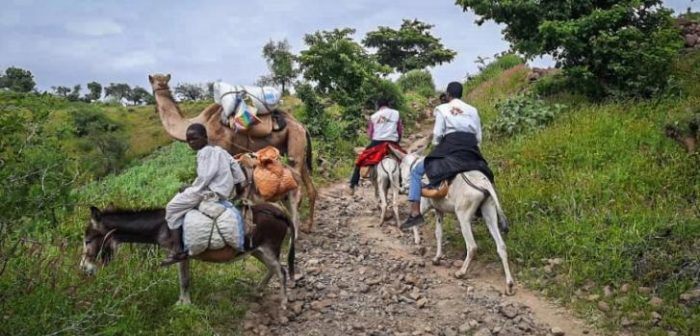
left=227, top=111, right=287, bottom=138
left=421, top=180, right=449, bottom=199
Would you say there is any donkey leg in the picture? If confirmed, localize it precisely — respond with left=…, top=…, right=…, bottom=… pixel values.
left=455, top=204, right=479, bottom=279
left=432, top=212, right=445, bottom=265
left=392, top=182, right=402, bottom=228
left=252, top=250, right=274, bottom=289
left=483, top=202, right=516, bottom=295
left=260, top=246, right=288, bottom=310
left=177, top=260, right=192, bottom=305
left=378, top=181, right=388, bottom=226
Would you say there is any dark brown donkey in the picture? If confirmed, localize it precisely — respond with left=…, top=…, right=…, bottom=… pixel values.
left=79, top=203, right=295, bottom=308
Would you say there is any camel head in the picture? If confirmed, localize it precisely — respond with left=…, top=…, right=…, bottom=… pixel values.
left=148, top=73, right=171, bottom=91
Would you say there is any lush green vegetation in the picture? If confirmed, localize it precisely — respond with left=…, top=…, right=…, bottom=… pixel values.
left=429, top=51, right=700, bottom=335
left=0, top=143, right=264, bottom=335
left=457, top=0, right=683, bottom=98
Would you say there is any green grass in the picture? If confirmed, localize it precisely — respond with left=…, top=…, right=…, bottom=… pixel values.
left=433, top=52, right=700, bottom=335
left=0, top=142, right=268, bottom=335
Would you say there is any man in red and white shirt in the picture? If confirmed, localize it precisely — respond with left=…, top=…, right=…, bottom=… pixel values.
left=349, top=97, right=403, bottom=193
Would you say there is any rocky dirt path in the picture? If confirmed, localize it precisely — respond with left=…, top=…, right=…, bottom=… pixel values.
left=241, top=180, right=597, bottom=336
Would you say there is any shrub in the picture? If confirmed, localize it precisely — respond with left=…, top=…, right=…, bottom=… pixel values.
left=463, top=54, right=524, bottom=96
left=488, top=93, right=565, bottom=137
left=458, top=0, right=683, bottom=99
left=397, top=70, right=436, bottom=98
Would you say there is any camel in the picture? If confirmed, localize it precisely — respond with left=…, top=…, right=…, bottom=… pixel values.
left=148, top=74, right=317, bottom=232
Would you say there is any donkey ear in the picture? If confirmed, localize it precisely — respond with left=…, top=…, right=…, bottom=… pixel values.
left=89, top=206, right=102, bottom=220
left=148, top=74, right=154, bottom=83
left=165, top=74, right=171, bottom=81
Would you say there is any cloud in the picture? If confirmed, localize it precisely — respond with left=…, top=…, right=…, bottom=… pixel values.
left=110, top=50, right=157, bottom=71
left=65, top=19, right=123, bottom=37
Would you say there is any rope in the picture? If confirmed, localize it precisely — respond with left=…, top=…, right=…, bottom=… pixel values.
left=96, top=228, right=117, bottom=261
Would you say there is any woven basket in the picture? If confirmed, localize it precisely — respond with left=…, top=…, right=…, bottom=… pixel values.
left=253, top=146, right=298, bottom=201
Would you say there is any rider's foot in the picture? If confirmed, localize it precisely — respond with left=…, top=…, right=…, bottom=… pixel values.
left=400, top=214, right=425, bottom=230
left=160, top=251, right=188, bottom=267
left=348, top=185, right=356, bottom=196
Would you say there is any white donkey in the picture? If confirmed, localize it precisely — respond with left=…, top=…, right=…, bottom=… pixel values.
left=363, top=155, right=421, bottom=244
left=396, top=151, right=515, bottom=295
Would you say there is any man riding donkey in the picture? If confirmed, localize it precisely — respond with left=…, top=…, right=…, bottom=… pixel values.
left=400, top=82, right=494, bottom=229
left=161, top=123, right=247, bottom=266
left=349, top=97, right=405, bottom=195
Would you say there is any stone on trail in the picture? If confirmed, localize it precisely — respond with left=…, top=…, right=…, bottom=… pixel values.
left=551, top=327, right=565, bottom=336
left=597, top=301, right=610, bottom=312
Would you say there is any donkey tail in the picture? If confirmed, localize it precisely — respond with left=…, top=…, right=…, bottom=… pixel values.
left=485, top=182, right=509, bottom=237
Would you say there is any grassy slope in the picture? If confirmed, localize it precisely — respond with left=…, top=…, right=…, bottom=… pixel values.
left=0, top=143, right=265, bottom=335
left=445, top=53, right=700, bottom=335
left=98, top=101, right=211, bottom=159
left=1, top=93, right=427, bottom=334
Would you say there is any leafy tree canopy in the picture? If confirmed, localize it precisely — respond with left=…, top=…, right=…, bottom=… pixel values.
left=0, top=67, right=36, bottom=93
left=260, top=39, right=299, bottom=94
left=456, top=0, right=683, bottom=98
left=363, top=19, right=456, bottom=73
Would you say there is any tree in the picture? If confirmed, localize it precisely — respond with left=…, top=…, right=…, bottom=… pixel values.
left=299, top=28, right=390, bottom=110
left=363, top=19, right=457, bottom=73
left=174, top=82, right=206, bottom=101
left=260, top=39, right=299, bottom=94
left=67, top=84, right=81, bottom=102
left=456, top=0, right=683, bottom=98
left=104, top=83, right=132, bottom=101
left=51, top=86, right=71, bottom=97
left=129, top=86, right=152, bottom=105
left=397, top=70, right=436, bottom=98
left=0, top=67, right=36, bottom=92
left=85, top=81, right=102, bottom=102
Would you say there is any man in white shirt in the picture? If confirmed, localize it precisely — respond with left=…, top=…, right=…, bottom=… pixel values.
left=161, top=123, right=245, bottom=266
left=349, top=97, right=404, bottom=193
left=401, top=82, right=493, bottom=229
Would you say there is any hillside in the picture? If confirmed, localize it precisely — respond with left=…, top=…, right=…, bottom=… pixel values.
left=451, top=52, right=700, bottom=335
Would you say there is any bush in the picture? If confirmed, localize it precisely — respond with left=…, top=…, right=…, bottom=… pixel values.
left=458, top=0, right=683, bottom=99
left=397, top=70, right=436, bottom=98
left=364, top=79, right=407, bottom=112
left=531, top=73, right=569, bottom=97
left=488, top=93, right=565, bottom=137
left=71, top=108, right=129, bottom=177
left=463, top=54, right=524, bottom=96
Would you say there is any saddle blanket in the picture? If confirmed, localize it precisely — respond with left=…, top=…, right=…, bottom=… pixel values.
left=183, top=199, right=245, bottom=255
left=355, top=142, right=405, bottom=167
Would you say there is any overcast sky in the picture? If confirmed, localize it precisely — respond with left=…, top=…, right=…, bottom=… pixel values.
left=1, top=0, right=697, bottom=91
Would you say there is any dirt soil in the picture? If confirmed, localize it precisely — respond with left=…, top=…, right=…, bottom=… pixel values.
left=241, top=127, right=598, bottom=336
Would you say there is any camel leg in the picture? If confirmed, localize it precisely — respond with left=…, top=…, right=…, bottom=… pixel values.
left=482, top=200, right=516, bottom=295
left=455, top=203, right=479, bottom=279
left=177, top=260, right=192, bottom=305
left=286, top=190, right=301, bottom=239
left=432, top=212, right=445, bottom=265
left=300, top=165, right=317, bottom=233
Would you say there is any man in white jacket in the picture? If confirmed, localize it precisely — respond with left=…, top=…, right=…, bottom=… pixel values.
left=161, top=123, right=245, bottom=266
left=349, top=97, right=404, bottom=194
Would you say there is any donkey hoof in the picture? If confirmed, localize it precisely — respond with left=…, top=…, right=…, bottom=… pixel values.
left=432, top=258, right=441, bottom=266
left=176, top=297, right=192, bottom=305
left=505, top=281, right=516, bottom=296
left=454, top=271, right=466, bottom=279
